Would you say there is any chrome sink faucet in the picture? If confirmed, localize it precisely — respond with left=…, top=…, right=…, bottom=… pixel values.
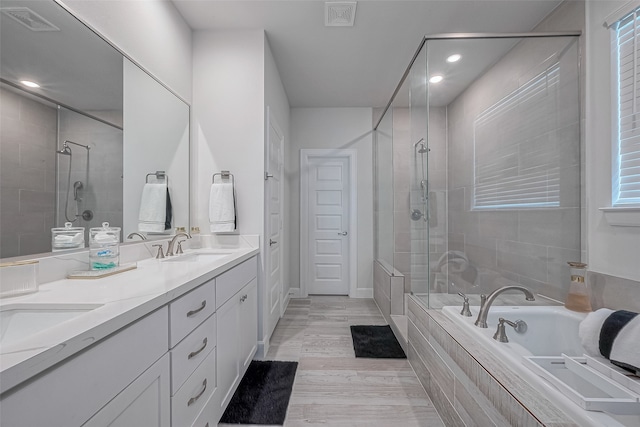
left=474, top=285, right=535, bottom=328
left=166, top=232, right=191, bottom=256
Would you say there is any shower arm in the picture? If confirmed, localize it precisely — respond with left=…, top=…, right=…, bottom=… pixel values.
left=413, top=138, right=425, bottom=148
left=63, top=140, right=91, bottom=150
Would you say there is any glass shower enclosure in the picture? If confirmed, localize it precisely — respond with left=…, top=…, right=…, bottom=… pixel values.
left=374, top=32, right=582, bottom=311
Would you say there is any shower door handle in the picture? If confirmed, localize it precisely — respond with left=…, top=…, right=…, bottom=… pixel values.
left=338, top=231, right=348, bottom=236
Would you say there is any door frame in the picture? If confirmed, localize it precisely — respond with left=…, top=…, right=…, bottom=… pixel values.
left=300, top=149, right=357, bottom=298
left=265, top=107, right=285, bottom=328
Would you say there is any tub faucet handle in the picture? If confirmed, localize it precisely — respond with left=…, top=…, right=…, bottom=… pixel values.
left=457, top=292, right=472, bottom=317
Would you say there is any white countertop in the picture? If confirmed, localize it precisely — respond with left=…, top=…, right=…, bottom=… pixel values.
left=0, top=243, right=259, bottom=394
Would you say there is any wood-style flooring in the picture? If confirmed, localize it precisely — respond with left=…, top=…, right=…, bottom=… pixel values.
left=220, top=295, right=444, bottom=427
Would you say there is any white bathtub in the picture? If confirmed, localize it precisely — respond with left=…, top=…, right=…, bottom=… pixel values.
left=442, top=305, right=640, bottom=427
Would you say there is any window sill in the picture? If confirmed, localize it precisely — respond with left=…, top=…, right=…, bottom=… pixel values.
left=599, top=206, right=640, bottom=227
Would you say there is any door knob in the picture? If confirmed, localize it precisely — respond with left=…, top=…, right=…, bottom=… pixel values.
left=338, top=231, right=348, bottom=236
left=269, top=239, right=278, bottom=246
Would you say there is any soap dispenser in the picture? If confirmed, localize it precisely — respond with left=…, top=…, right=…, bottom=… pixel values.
left=564, top=262, right=592, bottom=312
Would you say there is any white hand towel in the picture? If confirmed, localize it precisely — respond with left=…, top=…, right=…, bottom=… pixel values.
left=138, top=183, right=167, bottom=233
left=579, top=308, right=613, bottom=357
left=209, top=182, right=236, bottom=233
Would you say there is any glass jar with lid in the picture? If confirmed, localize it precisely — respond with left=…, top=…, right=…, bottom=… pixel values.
left=51, top=222, right=85, bottom=251
left=89, top=222, right=121, bottom=270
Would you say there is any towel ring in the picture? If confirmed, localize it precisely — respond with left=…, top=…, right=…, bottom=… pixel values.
left=212, top=170, right=234, bottom=185
left=146, top=171, right=169, bottom=186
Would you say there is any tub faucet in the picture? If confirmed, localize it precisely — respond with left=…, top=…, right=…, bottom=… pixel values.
left=167, top=232, right=191, bottom=256
left=474, top=286, right=535, bottom=328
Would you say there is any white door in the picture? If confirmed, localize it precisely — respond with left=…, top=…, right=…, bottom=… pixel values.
left=307, top=156, right=350, bottom=295
left=266, top=108, right=284, bottom=337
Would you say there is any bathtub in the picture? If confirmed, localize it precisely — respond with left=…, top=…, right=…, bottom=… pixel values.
left=442, top=305, right=640, bottom=427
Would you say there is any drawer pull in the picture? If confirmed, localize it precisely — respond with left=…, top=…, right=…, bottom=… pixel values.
left=240, top=294, right=248, bottom=303
left=187, top=300, right=207, bottom=317
left=188, top=337, right=208, bottom=359
left=187, top=378, right=207, bottom=406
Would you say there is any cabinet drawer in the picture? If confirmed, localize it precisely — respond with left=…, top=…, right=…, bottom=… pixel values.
left=216, top=256, right=257, bottom=309
left=171, top=313, right=216, bottom=395
left=170, top=279, right=216, bottom=347
left=190, top=390, right=222, bottom=427
left=171, top=348, right=217, bottom=427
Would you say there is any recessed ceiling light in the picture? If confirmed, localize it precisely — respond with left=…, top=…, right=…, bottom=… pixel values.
left=20, top=80, right=40, bottom=88
left=429, top=75, right=443, bottom=84
left=447, top=54, right=461, bottom=63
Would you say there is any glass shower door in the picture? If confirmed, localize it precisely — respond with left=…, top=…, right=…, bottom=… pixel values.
left=409, top=43, right=430, bottom=300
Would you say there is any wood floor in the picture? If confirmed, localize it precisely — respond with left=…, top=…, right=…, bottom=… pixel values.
left=220, top=295, right=444, bottom=427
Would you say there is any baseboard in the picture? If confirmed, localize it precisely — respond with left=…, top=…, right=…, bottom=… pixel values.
left=351, top=288, right=373, bottom=298
left=287, top=287, right=301, bottom=298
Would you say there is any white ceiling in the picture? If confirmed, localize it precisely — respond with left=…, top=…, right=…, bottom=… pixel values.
left=172, top=0, right=565, bottom=108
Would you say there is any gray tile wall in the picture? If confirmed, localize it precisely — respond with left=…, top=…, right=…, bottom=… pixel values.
left=443, top=36, right=581, bottom=301
left=56, top=107, right=123, bottom=242
left=0, top=87, right=57, bottom=257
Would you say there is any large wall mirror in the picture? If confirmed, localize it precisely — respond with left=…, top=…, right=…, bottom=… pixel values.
left=0, top=0, right=190, bottom=258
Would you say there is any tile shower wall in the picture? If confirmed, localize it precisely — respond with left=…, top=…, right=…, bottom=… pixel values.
left=444, top=36, right=581, bottom=301
left=392, top=107, right=447, bottom=293
left=0, top=87, right=57, bottom=257
left=57, top=108, right=123, bottom=241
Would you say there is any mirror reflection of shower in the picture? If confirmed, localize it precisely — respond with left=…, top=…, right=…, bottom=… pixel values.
left=56, top=140, right=93, bottom=223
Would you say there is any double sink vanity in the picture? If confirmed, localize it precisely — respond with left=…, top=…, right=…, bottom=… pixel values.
left=0, top=237, right=259, bottom=427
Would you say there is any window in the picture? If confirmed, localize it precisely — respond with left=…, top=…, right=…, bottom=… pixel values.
left=473, top=63, right=561, bottom=210
left=613, top=7, right=640, bottom=206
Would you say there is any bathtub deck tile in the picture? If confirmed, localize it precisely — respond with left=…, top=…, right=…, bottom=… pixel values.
left=412, top=297, right=578, bottom=427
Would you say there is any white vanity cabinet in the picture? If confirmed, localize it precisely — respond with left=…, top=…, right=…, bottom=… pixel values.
left=0, top=254, right=258, bottom=427
left=0, top=307, right=169, bottom=427
left=215, top=257, right=258, bottom=410
left=83, top=353, right=171, bottom=427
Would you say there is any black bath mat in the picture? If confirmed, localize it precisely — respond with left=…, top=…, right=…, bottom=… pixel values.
left=350, top=325, right=406, bottom=358
left=219, top=360, right=298, bottom=425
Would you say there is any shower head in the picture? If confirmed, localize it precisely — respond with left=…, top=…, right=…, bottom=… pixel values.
left=57, top=145, right=72, bottom=156
left=417, top=143, right=428, bottom=154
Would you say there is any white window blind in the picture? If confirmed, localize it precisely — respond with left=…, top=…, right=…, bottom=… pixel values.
left=614, top=9, right=640, bottom=205
left=473, top=63, right=560, bottom=210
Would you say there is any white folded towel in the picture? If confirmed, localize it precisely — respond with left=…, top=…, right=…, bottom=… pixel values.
left=138, top=183, right=167, bottom=233
left=579, top=308, right=613, bottom=357
left=209, top=182, right=236, bottom=233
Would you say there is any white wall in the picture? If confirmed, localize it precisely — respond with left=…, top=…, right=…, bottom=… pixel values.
left=290, top=108, right=374, bottom=295
left=193, top=30, right=291, bottom=351
left=265, top=37, right=292, bottom=298
left=586, top=1, right=640, bottom=281
left=60, top=0, right=192, bottom=103
left=192, top=30, right=265, bottom=242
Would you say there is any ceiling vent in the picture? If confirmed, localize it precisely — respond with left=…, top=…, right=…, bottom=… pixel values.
left=325, top=2, right=357, bottom=27
left=1, top=7, right=60, bottom=32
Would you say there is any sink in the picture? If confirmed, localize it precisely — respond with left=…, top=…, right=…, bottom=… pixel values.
left=162, top=252, right=233, bottom=263
left=0, top=303, right=103, bottom=347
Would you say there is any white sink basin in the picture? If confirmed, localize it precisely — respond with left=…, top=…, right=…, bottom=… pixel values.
left=0, top=303, right=103, bottom=347
left=162, top=252, right=232, bottom=263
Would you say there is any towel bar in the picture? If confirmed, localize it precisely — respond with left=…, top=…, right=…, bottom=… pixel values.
left=146, top=171, right=169, bottom=185
left=212, top=171, right=234, bottom=185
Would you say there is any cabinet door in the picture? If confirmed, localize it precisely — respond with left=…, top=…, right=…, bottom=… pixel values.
left=83, top=354, right=170, bottom=427
left=216, top=293, right=240, bottom=410
left=239, top=278, right=258, bottom=370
